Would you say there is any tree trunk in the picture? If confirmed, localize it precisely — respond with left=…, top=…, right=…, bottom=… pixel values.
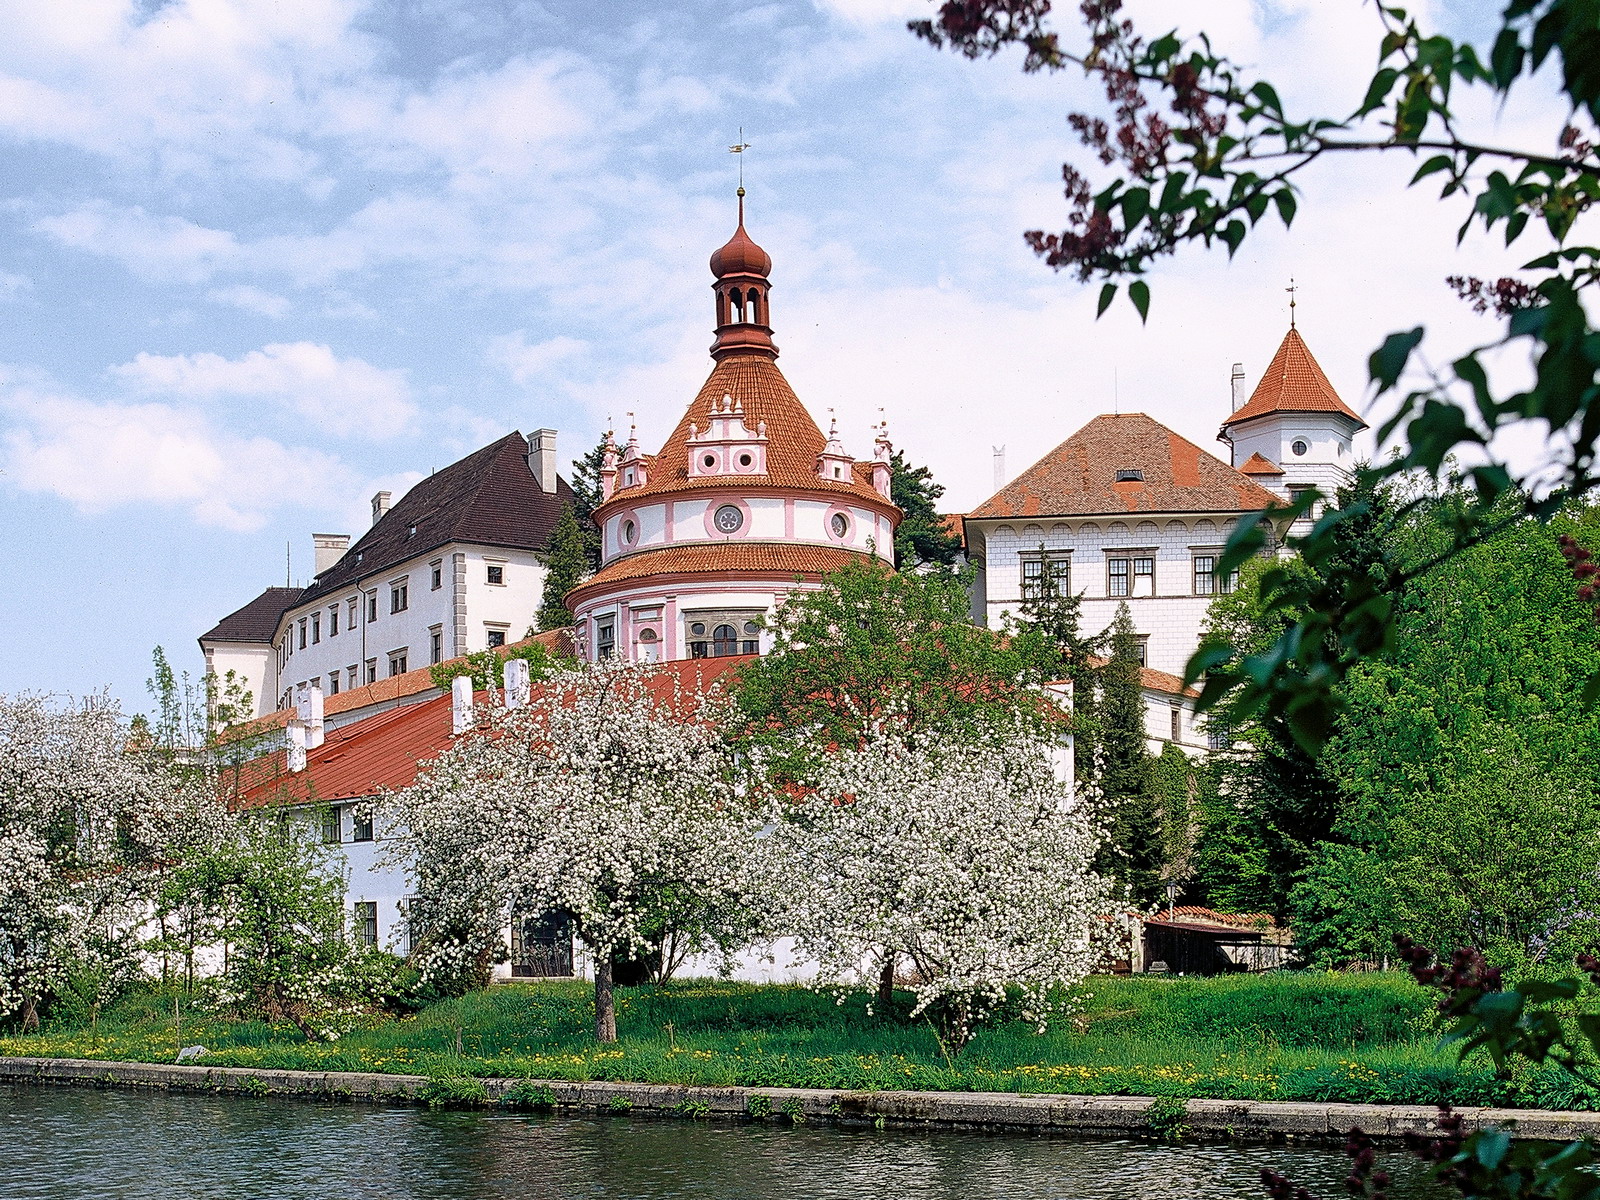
left=877, top=953, right=896, bottom=1015
left=594, top=954, right=618, bottom=1043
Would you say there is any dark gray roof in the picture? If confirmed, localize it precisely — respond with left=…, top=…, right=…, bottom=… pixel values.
left=295, top=431, right=575, bottom=607
left=199, top=587, right=302, bottom=646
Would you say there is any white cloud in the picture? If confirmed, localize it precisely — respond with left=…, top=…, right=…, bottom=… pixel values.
left=34, top=204, right=240, bottom=284
left=0, top=271, right=29, bottom=299
left=111, top=342, right=416, bottom=436
left=488, top=331, right=588, bottom=385
left=0, top=374, right=352, bottom=533
left=206, top=284, right=291, bottom=318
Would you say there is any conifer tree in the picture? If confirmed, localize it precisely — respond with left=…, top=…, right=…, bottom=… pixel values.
left=568, top=435, right=609, bottom=571
left=1016, top=563, right=1104, bottom=783
left=1093, top=603, right=1164, bottom=905
left=889, top=450, right=962, bottom=569
left=535, top=503, right=589, bottom=632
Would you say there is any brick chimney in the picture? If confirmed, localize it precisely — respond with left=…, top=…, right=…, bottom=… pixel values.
left=312, top=534, right=350, bottom=575
left=528, top=428, right=558, bottom=493
left=370, top=491, right=392, bottom=526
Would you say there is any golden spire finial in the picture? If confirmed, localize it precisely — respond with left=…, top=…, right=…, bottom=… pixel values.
left=1287, top=277, right=1298, bottom=329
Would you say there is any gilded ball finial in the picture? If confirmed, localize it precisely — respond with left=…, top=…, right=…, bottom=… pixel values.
left=737, top=185, right=745, bottom=197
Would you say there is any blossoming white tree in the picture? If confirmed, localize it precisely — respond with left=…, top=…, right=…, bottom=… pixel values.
left=768, top=721, right=1112, bottom=1049
left=0, top=693, right=223, bottom=1028
left=389, top=659, right=762, bottom=1042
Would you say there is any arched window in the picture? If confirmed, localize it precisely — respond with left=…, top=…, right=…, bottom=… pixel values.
left=712, top=624, right=737, bottom=656
left=746, top=288, right=760, bottom=323
left=730, top=288, right=745, bottom=323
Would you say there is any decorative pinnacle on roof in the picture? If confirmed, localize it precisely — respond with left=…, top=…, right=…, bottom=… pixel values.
left=710, top=190, right=777, bottom=361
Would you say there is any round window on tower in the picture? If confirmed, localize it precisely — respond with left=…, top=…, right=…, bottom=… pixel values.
left=690, top=622, right=706, bottom=636
left=702, top=453, right=717, bottom=469
left=714, top=504, right=744, bottom=534
left=737, top=452, right=753, bottom=468
left=1291, top=439, right=1309, bottom=457
left=831, top=512, right=849, bottom=538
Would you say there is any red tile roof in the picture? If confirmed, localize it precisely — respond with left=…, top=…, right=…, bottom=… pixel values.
left=236, top=657, right=746, bottom=809
left=568, top=542, right=867, bottom=604
left=600, top=355, right=889, bottom=510
left=1237, top=452, right=1284, bottom=476
left=1223, top=327, right=1367, bottom=430
left=938, top=513, right=966, bottom=549
left=1078, top=656, right=1199, bottom=698
left=970, top=413, right=1281, bottom=519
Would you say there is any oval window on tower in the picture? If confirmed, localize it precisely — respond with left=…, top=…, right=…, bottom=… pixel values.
left=1291, top=439, right=1309, bottom=456
left=703, top=453, right=717, bottom=469
left=831, top=513, right=849, bottom=537
left=714, top=504, right=744, bottom=534
left=737, top=452, right=753, bottom=468
left=622, top=520, right=636, bottom=544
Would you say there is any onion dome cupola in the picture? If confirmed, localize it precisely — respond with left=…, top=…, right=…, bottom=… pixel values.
left=710, top=187, right=778, bottom=361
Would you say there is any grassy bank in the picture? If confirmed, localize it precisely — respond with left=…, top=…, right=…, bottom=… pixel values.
left=3, top=974, right=1593, bottom=1110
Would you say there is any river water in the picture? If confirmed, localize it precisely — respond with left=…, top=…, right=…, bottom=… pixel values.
left=1, top=1084, right=1441, bottom=1200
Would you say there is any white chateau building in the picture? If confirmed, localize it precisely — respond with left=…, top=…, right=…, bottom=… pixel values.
left=200, top=429, right=575, bottom=717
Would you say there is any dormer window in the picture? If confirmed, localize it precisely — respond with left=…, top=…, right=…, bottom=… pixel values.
left=1115, top=469, right=1144, bottom=482
left=624, top=468, right=635, bottom=486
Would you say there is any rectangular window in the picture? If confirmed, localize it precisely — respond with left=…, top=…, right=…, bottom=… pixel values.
left=351, top=809, right=373, bottom=842
left=390, top=582, right=408, bottom=614
left=1208, top=724, right=1231, bottom=751
left=388, top=651, right=408, bottom=677
left=1136, top=636, right=1149, bottom=668
left=430, top=628, right=443, bottom=665
left=1194, top=555, right=1215, bottom=596
left=595, top=619, right=615, bottom=660
left=348, top=598, right=359, bottom=628
left=486, top=629, right=506, bottom=649
left=404, top=897, right=424, bottom=953
left=486, top=564, right=505, bottom=586
left=1170, top=705, right=1182, bottom=742
left=364, top=658, right=377, bottom=685
left=320, top=806, right=341, bottom=845
left=311, top=613, right=320, bottom=644
left=354, top=901, right=377, bottom=948
left=298, top=618, right=307, bottom=650
left=347, top=665, right=359, bottom=690
left=1108, top=558, right=1129, bottom=597
left=1022, top=558, right=1045, bottom=599
left=430, top=561, right=443, bottom=591
left=329, top=605, right=338, bottom=637
left=1219, top=564, right=1238, bottom=594
left=1133, top=556, right=1155, bottom=597
left=366, top=592, right=378, bottom=623
left=1048, top=558, right=1071, bottom=595
left=327, top=672, right=340, bottom=696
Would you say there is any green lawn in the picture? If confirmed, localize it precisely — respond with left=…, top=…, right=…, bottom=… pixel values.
left=4, top=973, right=1592, bottom=1110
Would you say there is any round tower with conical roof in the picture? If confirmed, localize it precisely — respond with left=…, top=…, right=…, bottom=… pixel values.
left=566, top=196, right=901, bottom=664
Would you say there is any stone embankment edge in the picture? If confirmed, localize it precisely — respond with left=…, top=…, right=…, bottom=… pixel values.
left=5, top=1056, right=1600, bottom=1143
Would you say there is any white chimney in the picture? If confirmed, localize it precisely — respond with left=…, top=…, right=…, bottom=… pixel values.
left=312, top=534, right=350, bottom=576
left=370, top=491, right=392, bottom=526
left=451, top=675, right=474, bottom=735
left=1231, top=362, right=1247, bottom=412
left=992, top=446, right=1007, bottom=493
left=528, top=428, right=558, bottom=494
left=503, top=658, right=531, bottom=709
left=295, top=682, right=325, bottom=750
left=286, top=722, right=308, bottom=773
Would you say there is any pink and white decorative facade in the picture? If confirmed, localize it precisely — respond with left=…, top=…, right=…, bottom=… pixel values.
left=568, top=192, right=901, bottom=663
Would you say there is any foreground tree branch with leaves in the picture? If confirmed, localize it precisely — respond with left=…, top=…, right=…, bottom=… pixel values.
left=915, top=0, right=1600, bottom=750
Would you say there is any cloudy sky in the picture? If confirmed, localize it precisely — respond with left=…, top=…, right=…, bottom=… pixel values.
left=0, top=0, right=1567, bottom=710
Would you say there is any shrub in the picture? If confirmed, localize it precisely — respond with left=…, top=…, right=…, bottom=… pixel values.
left=419, top=1073, right=488, bottom=1108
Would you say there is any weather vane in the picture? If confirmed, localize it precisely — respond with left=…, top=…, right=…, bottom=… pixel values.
left=729, top=127, right=751, bottom=191
left=1286, top=277, right=1298, bottom=329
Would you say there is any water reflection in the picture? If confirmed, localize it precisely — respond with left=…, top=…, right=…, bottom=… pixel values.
left=1, top=1084, right=1440, bottom=1200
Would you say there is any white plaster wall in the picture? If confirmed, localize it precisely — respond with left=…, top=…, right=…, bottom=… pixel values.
left=602, top=495, right=895, bottom=565
left=977, top=514, right=1241, bottom=677
left=202, top=642, right=274, bottom=718
left=270, top=543, right=545, bottom=708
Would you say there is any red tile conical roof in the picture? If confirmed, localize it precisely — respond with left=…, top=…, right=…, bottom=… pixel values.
left=1223, top=327, right=1366, bottom=430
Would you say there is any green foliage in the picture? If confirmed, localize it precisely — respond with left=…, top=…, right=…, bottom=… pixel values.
left=419, top=1073, right=488, bottom=1108
left=917, top=0, right=1600, bottom=753
left=729, top=557, right=1055, bottom=768
left=501, top=1078, right=557, bottom=1109
left=18, top=973, right=1566, bottom=1110
left=1094, top=603, right=1163, bottom=905
left=1149, top=743, right=1194, bottom=873
left=535, top=503, right=590, bottom=632
left=746, top=1092, right=773, bottom=1119
left=888, top=449, right=961, bottom=568
left=1012, top=572, right=1104, bottom=781
left=427, top=639, right=557, bottom=694
left=1144, top=1094, right=1190, bottom=1141
left=607, top=1093, right=633, bottom=1112
left=567, top=435, right=608, bottom=573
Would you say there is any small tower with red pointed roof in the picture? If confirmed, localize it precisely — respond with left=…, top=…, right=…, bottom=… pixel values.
left=1218, top=325, right=1367, bottom=504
